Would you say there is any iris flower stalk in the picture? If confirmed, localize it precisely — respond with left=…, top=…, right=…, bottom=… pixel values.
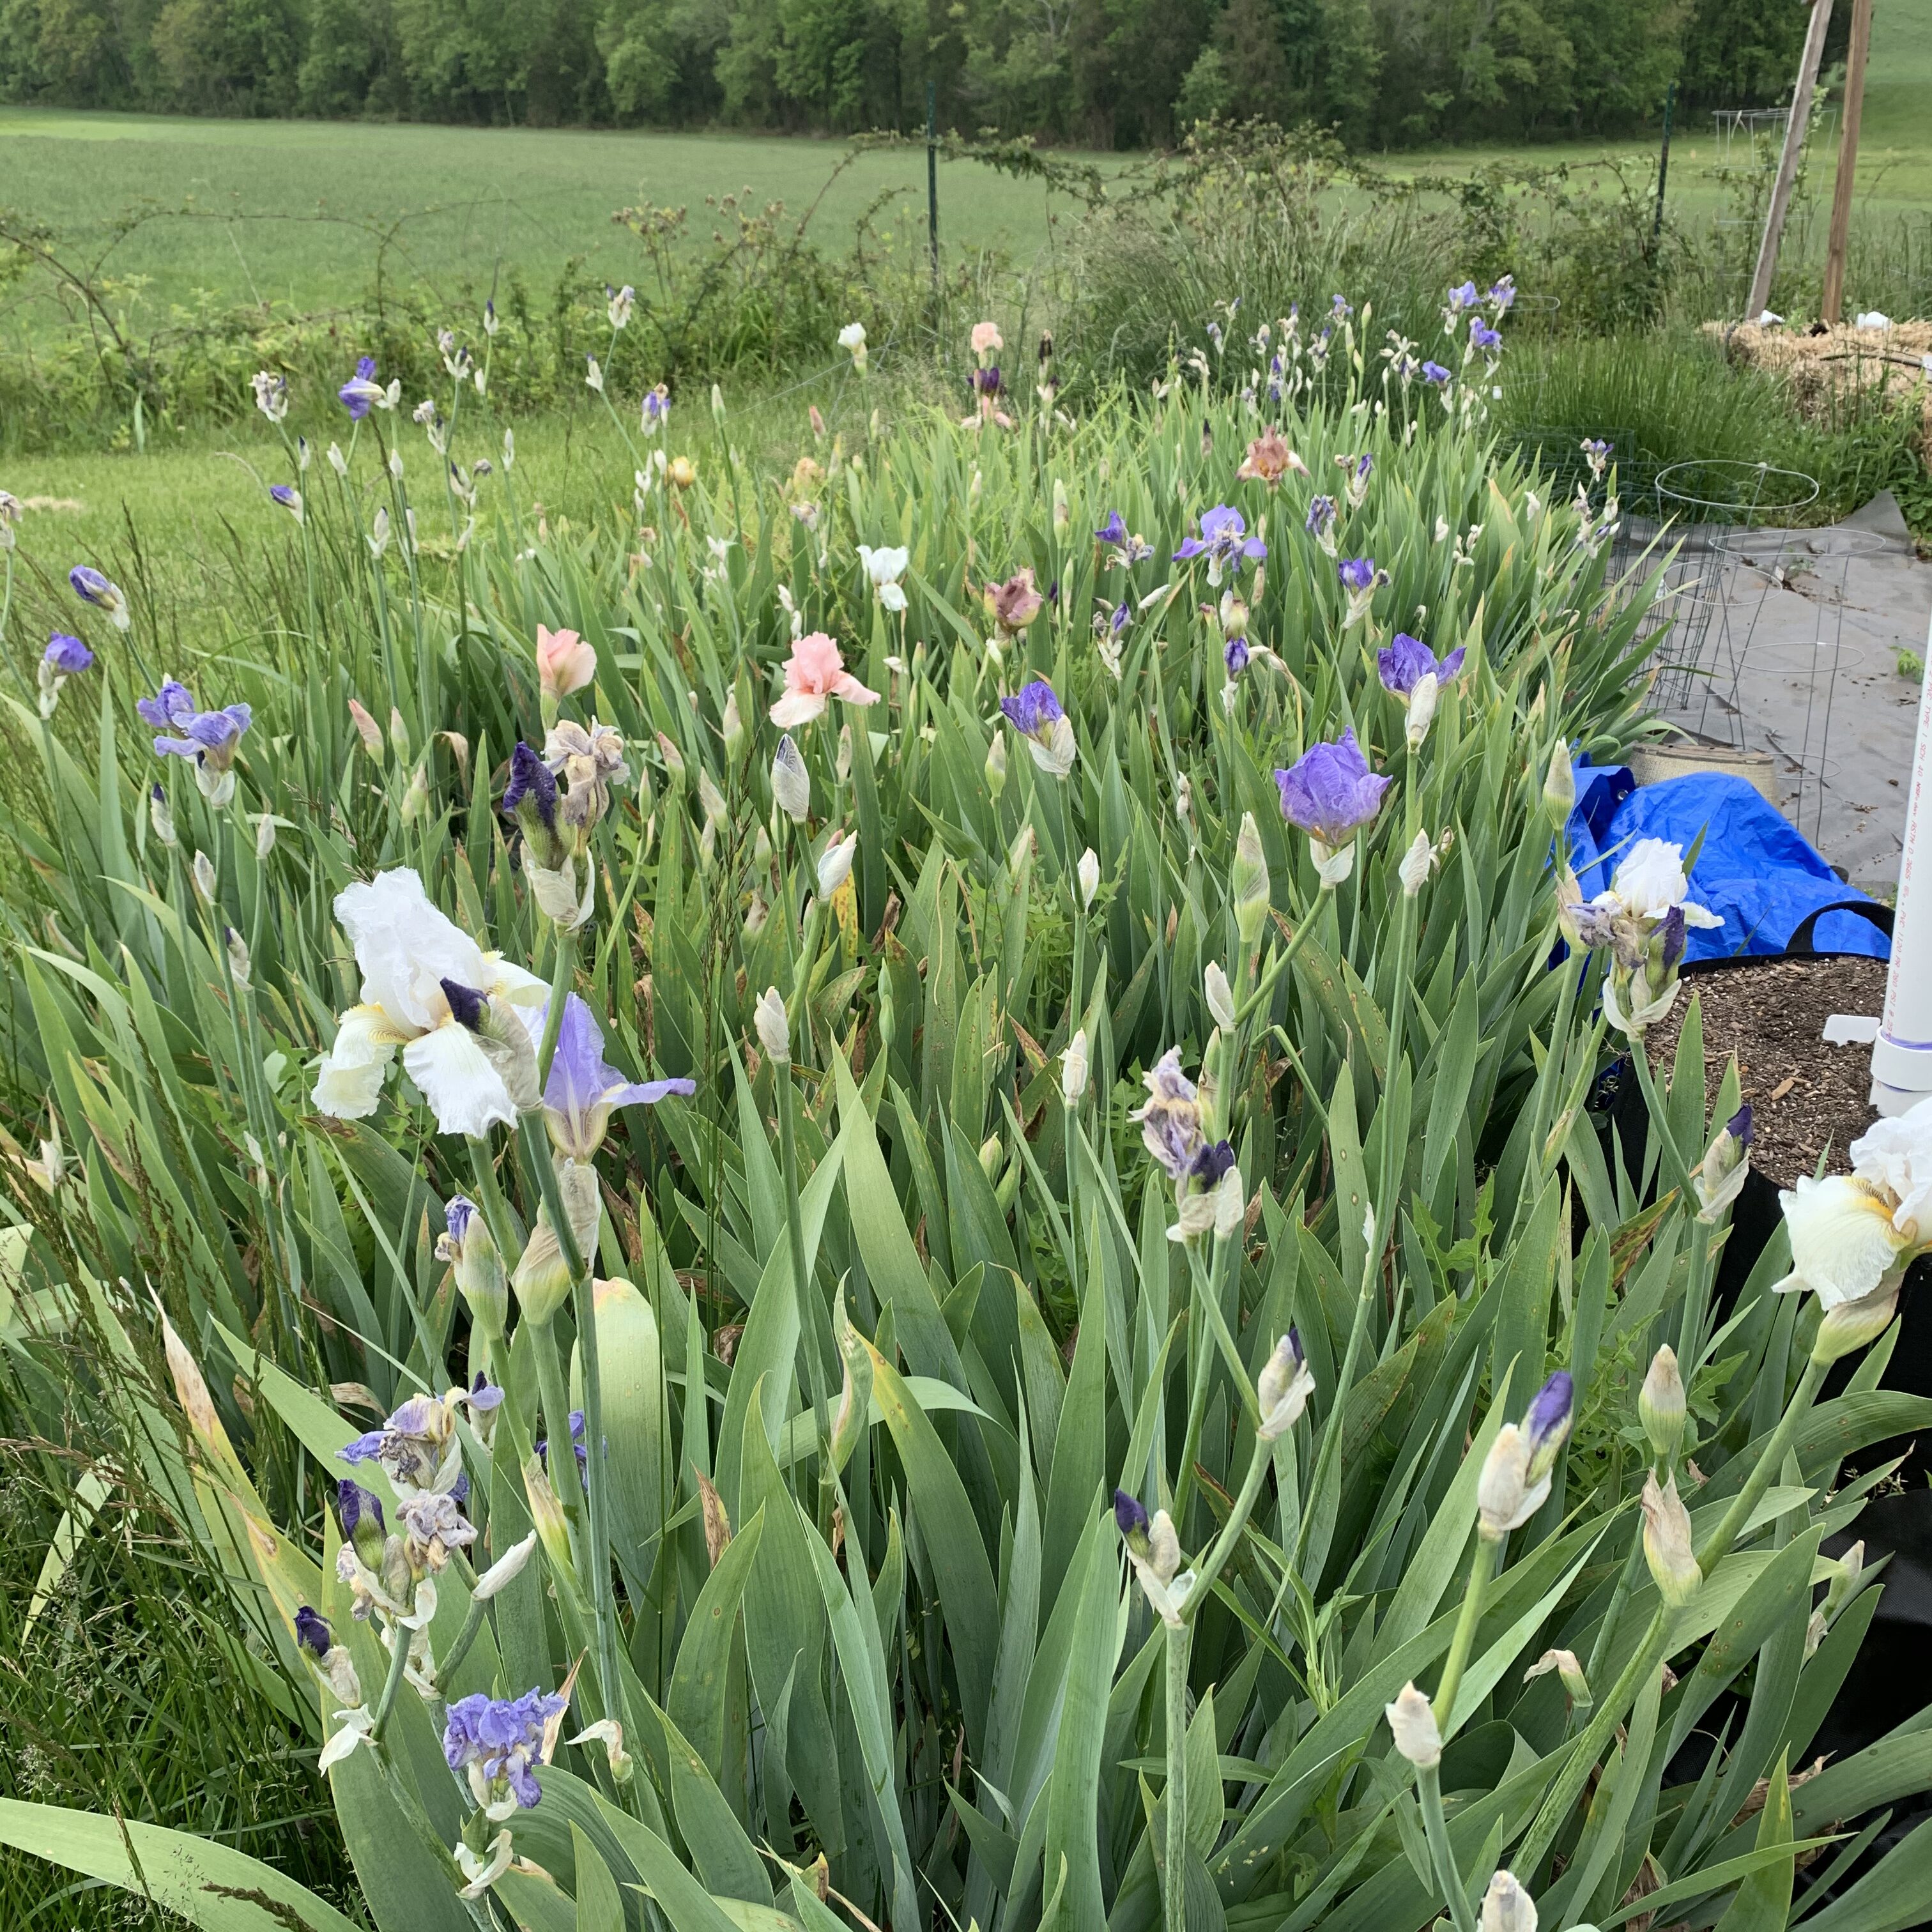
left=1514, top=1296, right=1876, bottom=1888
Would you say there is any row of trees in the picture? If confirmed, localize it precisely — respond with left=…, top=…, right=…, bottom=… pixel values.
left=0, top=0, right=1841, bottom=146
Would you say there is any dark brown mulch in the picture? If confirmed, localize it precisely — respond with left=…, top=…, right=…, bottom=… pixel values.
left=1648, top=955, right=1890, bottom=1189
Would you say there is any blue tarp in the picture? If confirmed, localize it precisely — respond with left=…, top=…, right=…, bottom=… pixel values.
left=1565, top=757, right=1891, bottom=961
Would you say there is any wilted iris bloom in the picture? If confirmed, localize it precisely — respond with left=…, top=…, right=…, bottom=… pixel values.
left=525, top=992, right=694, bottom=1160
left=251, top=371, right=289, bottom=422
left=1337, top=451, right=1373, bottom=507
left=1174, top=505, right=1266, bottom=586
left=999, top=678, right=1077, bottom=778
left=1275, top=729, right=1390, bottom=885
left=641, top=383, right=670, bottom=434
left=70, top=565, right=131, bottom=631
left=1330, top=293, right=1353, bottom=319
left=138, top=678, right=253, bottom=806
left=340, top=1389, right=464, bottom=1500
left=988, top=567, right=1044, bottom=635
left=444, top=1688, right=567, bottom=1819
left=38, top=633, right=93, bottom=719
left=338, top=356, right=387, bottom=419
left=1236, top=427, right=1307, bottom=487
left=1581, top=437, right=1613, bottom=479
left=1489, top=275, right=1517, bottom=310
left=607, top=284, right=635, bottom=330
left=1130, top=1048, right=1204, bottom=1181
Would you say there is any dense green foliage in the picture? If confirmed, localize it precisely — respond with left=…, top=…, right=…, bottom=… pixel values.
left=1, top=299, right=1931, bottom=1932
left=0, top=0, right=1842, bottom=146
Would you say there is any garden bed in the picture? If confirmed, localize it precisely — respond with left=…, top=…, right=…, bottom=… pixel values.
left=1653, top=954, right=1889, bottom=1185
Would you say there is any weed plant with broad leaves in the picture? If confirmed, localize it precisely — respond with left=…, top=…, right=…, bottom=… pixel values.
left=0, top=288, right=1929, bottom=1932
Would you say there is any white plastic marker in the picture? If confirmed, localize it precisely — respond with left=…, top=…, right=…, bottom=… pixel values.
left=1871, top=594, right=1932, bottom=1116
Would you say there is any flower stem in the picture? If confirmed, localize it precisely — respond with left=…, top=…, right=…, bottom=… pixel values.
left=1431, top=1531, right=1495, bottom=1735
left=1163, top=1618, right=1191, bottom=1932
left=537, top=928, right=575, bottom=1084
left=368, top=1613, right=418, bottom=1744
left=775, top=1050, right=832, bottom=1524
left=1696, top=1349, right=1829, bottom=1575
left=1418, top=1760, right=1480, bottom=1932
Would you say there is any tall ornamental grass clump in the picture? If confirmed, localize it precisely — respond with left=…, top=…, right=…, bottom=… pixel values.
left=1, top=295, right=1931, bottom=1932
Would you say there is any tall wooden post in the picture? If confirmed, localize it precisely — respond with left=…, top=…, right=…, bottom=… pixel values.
left=1745, top=0, right=1835, bottom=322
left=1821, top=0, right=1874, bottom=325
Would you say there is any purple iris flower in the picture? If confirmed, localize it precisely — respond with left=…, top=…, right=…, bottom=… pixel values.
left=443, top=1689, right=566, bottom=1810
left=69, top=565, right=128, bottom=624
left=1421, top=362, right=1452, bottom=387
left=136, top=678, right=252, bottom=774
left=1331, top=294, right=1353, bottom=318
left=536, top=1409, right=590, bottom=1475
left=336, top=1479, right=384, bottom=1541
left=1489, top=276, right=1517, bottom=310
left=440, top=979, right=487, bottom=1031
left=1469, top=318, right=1502, bottom=353
left=339, top=1430, right=385, bottom=1464
left=1113, top=1489, right=1150, bottom=1537
left=338, top=356, right=384, bottom=420
left=295, top=1607, right=332, bottom=1657
left=269, top=485, right=300, bottom=512
left=1192, top=1140, right=1236, bottom=1184
left=1658, top=904, right=1687, bottom=972
left=503, top=740, right=558, bottom=832
left=1728, top=1103, right=1753, bottom=1147
left=1225, top=636, right=1250, bottom=676
left=1305, top=496, right=1338, bottom=539
left=1109, top=601, right=1130, bottom=636
left=1338, top=558, right=1378, bottom=595
left=1447, top=280, right=1478, bottom=313
left=972, top=365, right=1002, bottom=397
left=1000, top=679, right=1065, bottom=739
left=1523, top=1370, right=1574, bottom=1476
left=43, top=634, right=93, bottom=675
left=1377, top=634, right=1466, bottom=696
left=537, top=992, right=695, bottom=1160
left=1173, top=505, right=1267, bottom=575
left=1095, top=511, right=1127, bottom=546
left=468, top=1370, right=505, bottom=1415
left=1273, top=730, right=1391, bottom=846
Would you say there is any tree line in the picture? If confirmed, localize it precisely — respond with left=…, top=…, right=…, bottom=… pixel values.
left=0, top=0, right=1844, bottom=149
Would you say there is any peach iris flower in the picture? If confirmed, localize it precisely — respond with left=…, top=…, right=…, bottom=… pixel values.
left=537, top=625, right=597, bottom=700
left=770, top=631, right=880, bottom=728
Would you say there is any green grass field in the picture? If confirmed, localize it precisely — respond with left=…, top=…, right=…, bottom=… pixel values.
left=0, top=114, right=1086, bottom=340
left=1, top=0, right=1926, bottom=339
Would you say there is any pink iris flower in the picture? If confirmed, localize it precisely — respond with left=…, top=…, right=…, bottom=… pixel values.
left=770, top=631, right=880, bottom=728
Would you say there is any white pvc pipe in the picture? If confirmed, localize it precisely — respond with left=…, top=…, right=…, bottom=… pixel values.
left=1871, top=594, right=1932, bottom=1116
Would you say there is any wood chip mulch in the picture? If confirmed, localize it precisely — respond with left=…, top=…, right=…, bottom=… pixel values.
left=1648, top=955, right=1890, bottom=1188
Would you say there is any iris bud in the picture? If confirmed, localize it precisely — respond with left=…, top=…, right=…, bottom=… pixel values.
left=1384, top=1682, right=1441, bottom=1768
left=1639, top=1345, right=1685, bottom=1462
